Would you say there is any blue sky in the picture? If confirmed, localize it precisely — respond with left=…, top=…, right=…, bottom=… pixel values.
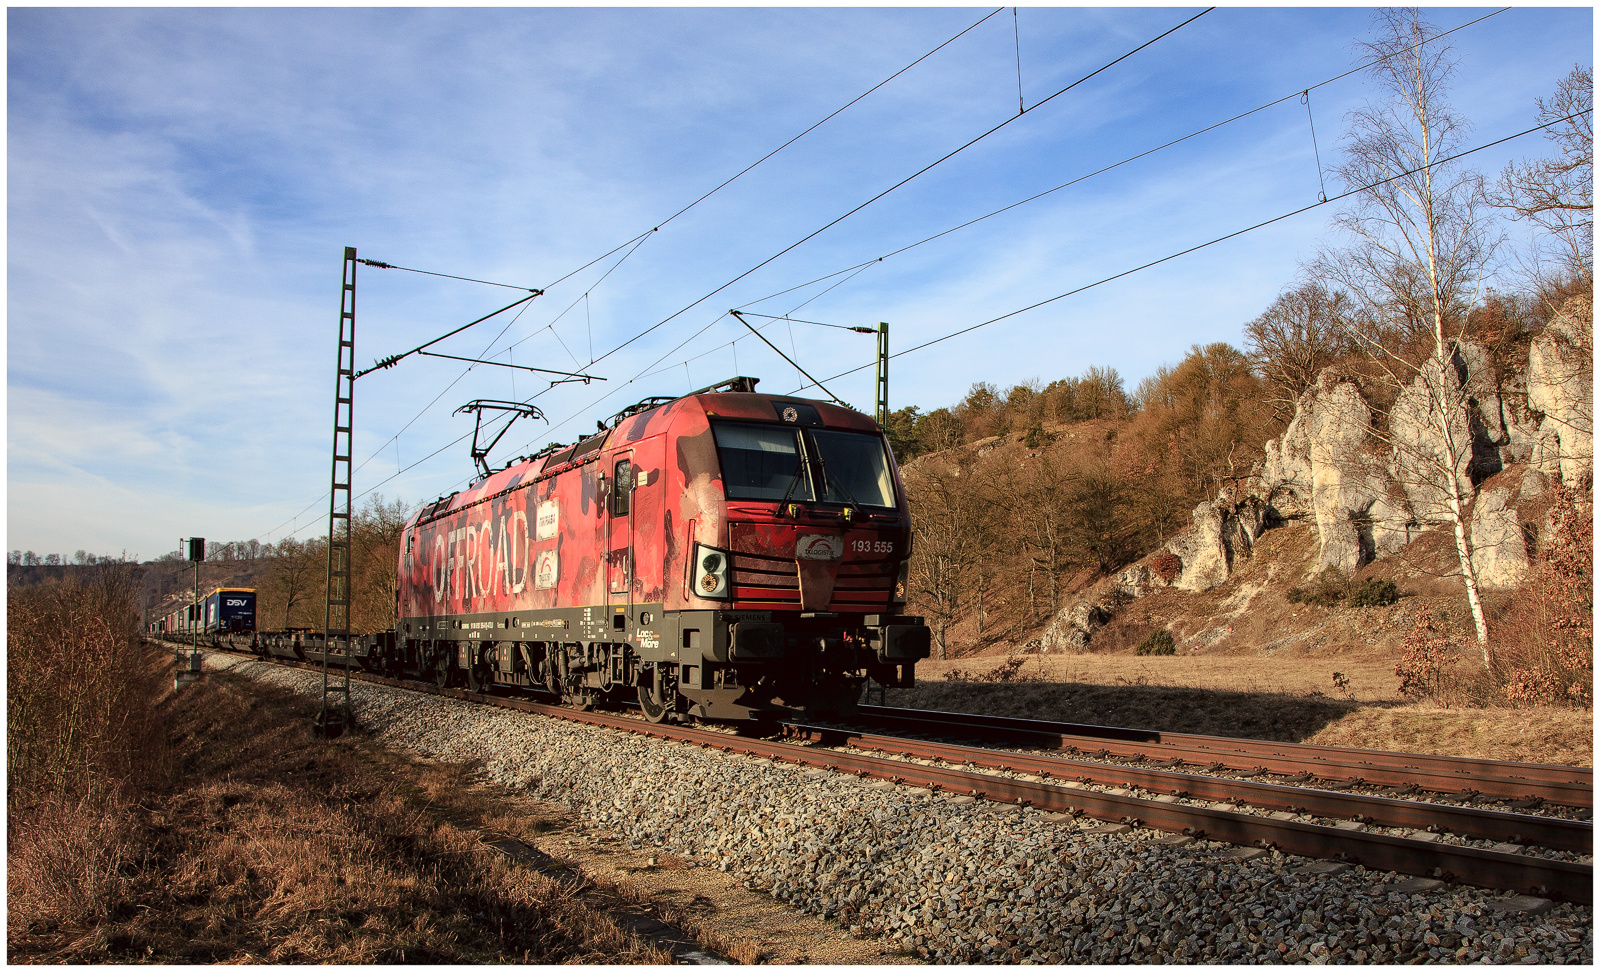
left=7, top=6, right=1592, bottom=560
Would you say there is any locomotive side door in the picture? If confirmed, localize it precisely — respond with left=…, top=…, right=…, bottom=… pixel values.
left=605, top=451, right=634, bottom=600
left=604, top=434, right=666, bottom=615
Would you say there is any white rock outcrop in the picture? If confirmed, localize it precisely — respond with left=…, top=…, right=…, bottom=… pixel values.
left=1527, top=296, right=1594, bottom=486
left=1040, top=297, right=1591, bottom=648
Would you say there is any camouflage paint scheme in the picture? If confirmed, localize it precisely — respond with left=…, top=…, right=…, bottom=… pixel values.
left=399, top=392, right=906, bottom=616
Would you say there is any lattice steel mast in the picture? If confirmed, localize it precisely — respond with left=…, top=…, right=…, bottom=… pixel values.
left=318, top=246, right=358, bottom=737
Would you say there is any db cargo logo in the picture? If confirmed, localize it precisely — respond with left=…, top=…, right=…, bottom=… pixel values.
left=796, top=534, right=843, bottom=561
left=534, top=549, right=559, bottom=590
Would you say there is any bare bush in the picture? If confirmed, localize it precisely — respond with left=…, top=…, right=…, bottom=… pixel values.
left=8, top=794, right=139, bottom=931
left=1394, top=606, right=1462, bottom=702
left=7, top=566, right=167, bottom=936
left=7, top=566, right=167, bottom=801
left=1487, top=483, right=1593, bottom=707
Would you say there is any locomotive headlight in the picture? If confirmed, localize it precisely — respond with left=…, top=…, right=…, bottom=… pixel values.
left=692, top=543, right=730, bottom=600
left=893, top=561, right=909, bottom=604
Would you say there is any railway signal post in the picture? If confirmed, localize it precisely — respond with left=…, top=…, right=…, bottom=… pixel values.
left=178, top=537, right=205, bottom=688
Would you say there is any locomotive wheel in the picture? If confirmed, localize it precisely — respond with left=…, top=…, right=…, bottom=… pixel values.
left=434, top=656, right=453, bottom=688
left=563, top=683, right=597, bottom=711
left=466, top=661, right=488, bottom=693
left=638, top=675, right=673, bottom=724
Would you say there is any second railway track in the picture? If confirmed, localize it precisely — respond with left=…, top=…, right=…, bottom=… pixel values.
left=851, top=705, right=1593, bottom=809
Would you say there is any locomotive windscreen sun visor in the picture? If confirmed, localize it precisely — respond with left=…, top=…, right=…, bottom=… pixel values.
left=729, top=621, right=785, bottom=660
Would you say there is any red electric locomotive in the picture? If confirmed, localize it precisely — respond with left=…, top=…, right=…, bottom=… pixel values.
left=378, top=377, right=931, bottom=723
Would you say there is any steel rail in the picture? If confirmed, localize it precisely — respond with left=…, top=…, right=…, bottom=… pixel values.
left=185, top=644, right=1592, bottom=902
left=855, top=705, right=1594, bottom=807
left=784, top=723, right=1592, bottom=854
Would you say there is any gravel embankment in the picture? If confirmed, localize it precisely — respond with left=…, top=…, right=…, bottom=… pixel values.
left=214, top=655, right=1593, bottom=964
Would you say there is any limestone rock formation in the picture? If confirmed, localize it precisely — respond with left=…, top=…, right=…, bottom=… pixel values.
left=1469, top=478, right=1532, bottom=590
left=1039, top=296, right=1590, bottom=650
left=1527, top=296, right=1594, bottom=486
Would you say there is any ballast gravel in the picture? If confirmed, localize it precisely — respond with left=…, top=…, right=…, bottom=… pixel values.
left=216, top=656, right=1592, bottom=964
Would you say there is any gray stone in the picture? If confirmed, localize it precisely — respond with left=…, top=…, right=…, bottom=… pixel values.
left=208, top=649, right=1595, bottom=968
left=1390, top=877, right=1444, bottom=893
left=1487, top=895, right=1554, bottom=915
left=1527, top=296, right=1593, bottom=486
left=1470, top=488, right=1530, bottom=589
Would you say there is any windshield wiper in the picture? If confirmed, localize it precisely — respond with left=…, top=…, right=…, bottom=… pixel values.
left=811, top=442, right=862, bottom=518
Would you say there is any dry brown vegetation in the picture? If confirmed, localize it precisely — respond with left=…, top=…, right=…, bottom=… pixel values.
left=9, top=668, right=693, bottom=963
left=888, top=53, right=1590, bottom=715
left=6, top=574, right=722, bottom=964
left=888, top=653, right=1592, bottom=766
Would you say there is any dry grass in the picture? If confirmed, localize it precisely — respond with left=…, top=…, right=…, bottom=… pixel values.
left=8, top=672, right=681, bottom=963
left=1305, top=706, right=1595, bottom=766
left=918, top=654, right=1401, bottom=701
left=892, top=653, right=1592, bottom=765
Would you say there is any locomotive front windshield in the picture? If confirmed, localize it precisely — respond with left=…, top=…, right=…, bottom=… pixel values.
left=712, top=421, right=895, bottom=508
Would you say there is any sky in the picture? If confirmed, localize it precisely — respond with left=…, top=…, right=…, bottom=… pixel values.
left=7, top=5, right=1593, bottom=561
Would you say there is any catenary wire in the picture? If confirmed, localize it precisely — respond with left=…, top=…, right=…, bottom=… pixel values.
left=787, top=115, right=1579, bottom=395
left=566, top=8, right=1214, bottom=376
left=260, top=16, right=1001, bottom=540
left=355, top=259, right=539, bottom=292
left=735, top=8, right=1510, bottom=315
left=268, top=7, right=1504, bottom=536
left=530, top=9, right=1008, bottom=307
left=489, top=6, right=1507, bottom=467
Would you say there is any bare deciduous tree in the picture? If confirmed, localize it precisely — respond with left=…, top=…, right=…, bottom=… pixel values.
left=1243, top=282, right=1360, bottom=417
left=1311, top=8, right=1502, bottom=662
left=904, top=456, right=989, bottom=659
left=1493, top=64, right=1593, bottom=278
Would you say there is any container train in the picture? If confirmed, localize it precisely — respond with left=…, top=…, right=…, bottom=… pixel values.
left=151, top=587, right=257, bottom=637
left=179, top=378, right=932, bottom=724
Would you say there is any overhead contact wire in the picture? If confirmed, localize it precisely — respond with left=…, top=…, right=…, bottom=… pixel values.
left=794, top=115, right=1578, bottom=393
left=741, top=7, right=1510, bottom=315
left=574, top=7, right=1214, bottom=374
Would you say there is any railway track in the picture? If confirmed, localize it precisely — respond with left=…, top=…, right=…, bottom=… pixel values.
left=179, top=641, right=1593, bottom=903
left=850, top=705, right=1593, bottom=809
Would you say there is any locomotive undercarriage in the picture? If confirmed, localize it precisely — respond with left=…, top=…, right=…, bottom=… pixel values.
left=364, top=605, right=929, bottom=723
left=213, top=603, right=928, bottom=724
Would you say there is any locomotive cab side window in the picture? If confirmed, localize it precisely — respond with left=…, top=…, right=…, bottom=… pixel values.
left=809, top=428, right=896, bottom=509
left=610, top=459, right=633, bottom=517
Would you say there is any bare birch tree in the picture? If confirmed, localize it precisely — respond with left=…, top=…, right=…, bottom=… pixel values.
left=1311, top=8, right=1502, bottom=663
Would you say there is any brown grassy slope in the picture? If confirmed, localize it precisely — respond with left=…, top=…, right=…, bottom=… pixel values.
left=885, top=655, right=1592, bottom=765
left=8, top=670, right=678, bottom=964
